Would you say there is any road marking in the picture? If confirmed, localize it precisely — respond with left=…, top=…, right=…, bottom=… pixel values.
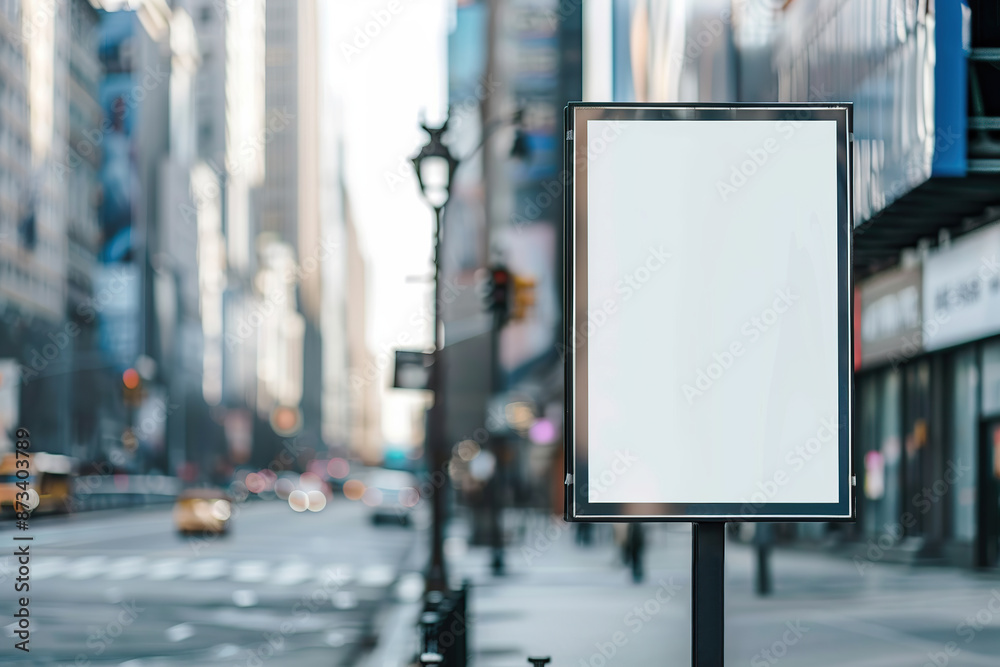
left=32, top=557, right=68, bottom=580
left=232, top=560, right=269, bottom=583
left=165, top=623, right=196, bottom=642
left=358, top=564, right=395, bottom=587
left=106, top=556, right=147, bottom=580
left=395, top=572, right=424, bottom=602
left=232, top=589, right=258, bottom=607
left=273, top=561, right=312, bottom=586
left=214, top=644, right=240, bottom=658
left=316, top=563, right=355, bottom=587
left=147, top=558, right=186, bottom=580
left=188, top=558, right=228, bottom=580
left=332, top=590, right=358, bottom=610
left=65, top=556, right=107, bottom=579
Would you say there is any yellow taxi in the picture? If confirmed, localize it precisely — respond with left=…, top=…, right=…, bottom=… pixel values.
left=0, top=452, right=75, bottom=516
left=173, top=488, right=232, bottom=535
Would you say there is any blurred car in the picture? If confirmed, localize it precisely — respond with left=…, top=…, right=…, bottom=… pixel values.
left=173, top=488, right=232, bottom=535
left=365, top=469, right=420, bottom=526
left=0, top=452, right=75, bottom=517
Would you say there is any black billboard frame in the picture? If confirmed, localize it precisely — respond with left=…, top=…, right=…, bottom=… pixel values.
left=563, top=102, right=856, bottom=524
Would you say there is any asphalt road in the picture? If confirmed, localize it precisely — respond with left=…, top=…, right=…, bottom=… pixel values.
left=0, top=498, right=422, bottom=666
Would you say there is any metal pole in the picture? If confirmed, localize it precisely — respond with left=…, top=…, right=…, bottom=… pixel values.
left=489, top=310, right=505, bottom=575
left=692, top=522, right=725, bottom=667
left=426, top=204, right=449, bottom=592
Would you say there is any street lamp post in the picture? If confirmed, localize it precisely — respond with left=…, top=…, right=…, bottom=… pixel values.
left=411, top=118, right=459, bottom=593
left=411, top=110, right=528, bottom=592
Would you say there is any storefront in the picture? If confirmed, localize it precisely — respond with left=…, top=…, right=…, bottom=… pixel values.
left=856, top=222, right=1000, bottom=567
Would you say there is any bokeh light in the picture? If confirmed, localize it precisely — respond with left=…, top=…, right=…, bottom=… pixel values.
left=298, top=471, right=322, bottom=491
left=343, top=479, right=365, bottom=500
left=456, top=439, right=480, bottom=461
left=399, top=487, right=419, bottom=508
left=122, top=368, right=140, bottom=390
left=227, top=480, right=249, bottom=502
left=362, top=487, right=384, bottom=507
left=529, top=418, right=557, bottom=444
left=274, top=478, right=295, bottom=500
left=327, top=457, right=350, bottom=479
left=245, top=472, right=265, bottom=494
left=306, top=489, right=327, bottom=511
left=288, top=489, right=309, bottom=512
left=257, top=469, right=277, bottom=491
left=211, top=500, right=232, bottom=521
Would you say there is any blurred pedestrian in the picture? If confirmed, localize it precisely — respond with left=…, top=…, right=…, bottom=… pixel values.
left=754, top=522, right=774, bottom=595
left=627, top=523, right=645, bottom=582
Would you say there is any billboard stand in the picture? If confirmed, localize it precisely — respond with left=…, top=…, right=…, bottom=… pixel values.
left=565, top=102, right=853, bottom=667
left=692, top=522, right=725, bottom=667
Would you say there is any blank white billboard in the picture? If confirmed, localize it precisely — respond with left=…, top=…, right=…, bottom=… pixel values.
left=567, top=105, right=853, bottom=520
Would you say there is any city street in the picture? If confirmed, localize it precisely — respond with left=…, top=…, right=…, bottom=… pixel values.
left=0, top=500, right=422, bottom=666
left=2, top=0, right=1000, bottom=663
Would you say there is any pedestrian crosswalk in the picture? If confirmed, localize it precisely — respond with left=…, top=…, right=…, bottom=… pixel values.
left=29, top=555, right=393, bottom=588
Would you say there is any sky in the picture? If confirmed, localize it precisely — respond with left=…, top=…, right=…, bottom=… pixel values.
left=324, top=0, right=450, bottom=446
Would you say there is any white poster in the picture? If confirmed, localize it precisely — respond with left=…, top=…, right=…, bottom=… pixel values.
left=577, top=111, right=849, bottom=514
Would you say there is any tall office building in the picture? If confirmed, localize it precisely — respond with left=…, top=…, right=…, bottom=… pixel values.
left=7, top=0, right=108, bottom=457
left=262, top=0, right=323, bottom=452
left=64, top=0, right=106, bottom=462
left=0, top=0, right=39, bottom=451
left=179, top=0, right=265, bottom=466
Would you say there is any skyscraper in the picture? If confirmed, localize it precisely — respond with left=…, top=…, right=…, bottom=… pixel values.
left=262, top=0, right=323, bottom=451
left=179, top=0, right=266, bottom=467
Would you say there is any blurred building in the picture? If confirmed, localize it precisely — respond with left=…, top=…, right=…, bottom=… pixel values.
left=443, top=0, right=582, bottom=517
left=0, top=0, right=31, bottom=447
left=65, top=0, right=106, bottom=462
left=261, top=0, right=324, bottom=460
left=342, top=188, right=380, bottom=461
left=313, top=1, right=380, bottom=462
left=315, top=151, right=379, bottom=461
left=0, top=0, right=66, bottom=453
left=599, top=0, right=1000, bottom=568
left=0, top=0, right=111, bottom=461
left=179, top=0, right=265, bottom=471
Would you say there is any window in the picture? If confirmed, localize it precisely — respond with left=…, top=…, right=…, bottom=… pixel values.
left=951, top=347, right=978, bottom=541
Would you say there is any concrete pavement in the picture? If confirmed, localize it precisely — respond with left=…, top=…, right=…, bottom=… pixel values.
left=375, top=513, right=1000, bottom=666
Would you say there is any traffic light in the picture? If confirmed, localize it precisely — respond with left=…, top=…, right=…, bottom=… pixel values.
left=122, top=368, right=143, bottom=407
left=270, top=405, right=302, bottom=437
left=486, top=265, right=511, bottom=321
left=512, top=275, right=537, bottom=321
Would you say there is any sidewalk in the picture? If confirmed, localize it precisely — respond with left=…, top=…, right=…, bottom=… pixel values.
left=372, top=513, right=1000, bottom=666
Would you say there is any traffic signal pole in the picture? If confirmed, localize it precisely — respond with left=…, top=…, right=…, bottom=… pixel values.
left=488, top=305, right=505, bottom=576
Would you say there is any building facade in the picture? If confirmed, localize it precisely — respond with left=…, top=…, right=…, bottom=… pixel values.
left=261, top=0, right=323, bottom=458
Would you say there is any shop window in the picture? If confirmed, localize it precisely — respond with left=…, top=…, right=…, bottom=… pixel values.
left=951, top=347, right=978, bottom=541
left=880, top=370, right=902, bottom=532
left=858, top=369, right=902, bottom=538
left=982, top=341, right=1000, bottom=415
left=903, top=360, right=932, bottom=536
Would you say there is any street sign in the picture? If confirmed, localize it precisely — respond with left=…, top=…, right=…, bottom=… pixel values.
left=393, top=350, right=433, bottom=390
left=564, top=103, right=854, bottom=521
